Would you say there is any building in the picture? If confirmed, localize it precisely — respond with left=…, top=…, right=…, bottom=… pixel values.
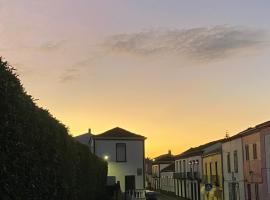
left=160, top=163, right=175, bottom=194
left=145, top=158, right=153, bottom=189
left=240, top=121, right=270, bottom=200
left=77, top=127, right=146, bottom=192
left=201, top=142, right=224, bottom=200
left=151, top=151, right=174, bottom=190
left=222, top=134, right=245, bottom=200
left=174, top=140, right=224, bottom=200
left=74, top=129, right=93, bottom=152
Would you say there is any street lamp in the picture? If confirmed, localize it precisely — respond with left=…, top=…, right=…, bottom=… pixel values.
left=104, top=155, right=109, bottom=161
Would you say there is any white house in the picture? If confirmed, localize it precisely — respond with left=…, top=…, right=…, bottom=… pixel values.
left=160, top=163, right=175, bottom=193
left=174, top=139, right=224, bottom=200
left=91, top=127, right=146, bottom=192
left=151, top=151, right=175, bottom=190
left=222, top=135, right=245, bottom=200
left=74, top=129, right=93, bottom=152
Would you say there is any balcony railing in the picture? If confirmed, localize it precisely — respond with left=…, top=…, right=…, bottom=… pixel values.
left=201, top=175, right=220, bottom=186
left=173, top=172, right=187, bottom=179
left=126, top=189, right=146, bottom=200
left=211, top=175, right=219, bottom=186
left=186, top=172, right=200, bottom=180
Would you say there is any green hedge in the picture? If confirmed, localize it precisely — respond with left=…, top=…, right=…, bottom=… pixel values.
left=0, top=58, right=108, bottom=200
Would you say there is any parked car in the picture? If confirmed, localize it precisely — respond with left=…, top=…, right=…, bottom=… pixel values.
left=145, top=190, right=157, bottom=200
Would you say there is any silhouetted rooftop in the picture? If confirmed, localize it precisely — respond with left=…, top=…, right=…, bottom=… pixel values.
left=161, top=163, right=175, bottom=173
left=92, top=127, right=146, bottom=140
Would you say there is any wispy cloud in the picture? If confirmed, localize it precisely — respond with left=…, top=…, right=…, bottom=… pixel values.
left=39, top=40, right=66, bottom=51
left=60, top=68, right=80, bottom=83
left=102, top=25, right=269, bottom=62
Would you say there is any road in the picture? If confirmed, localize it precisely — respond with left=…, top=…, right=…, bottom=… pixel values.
left=156, top=192, right=187, bottom=200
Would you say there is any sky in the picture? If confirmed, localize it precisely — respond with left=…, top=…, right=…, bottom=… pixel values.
left=1, top=0, right=270, bottom=157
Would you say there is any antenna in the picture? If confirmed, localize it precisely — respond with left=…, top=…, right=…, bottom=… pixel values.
left=225, top=130, right=230, bottom=138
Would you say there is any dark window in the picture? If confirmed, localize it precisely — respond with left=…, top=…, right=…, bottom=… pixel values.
left=227, top=153, right=231, bottom=173
left=215, top=161, right=219, bottom=186
left=255, top=183, right=259, bottom=200
left=245, top=145, right=250, bottom=160
left=234, top=150, right=238, bottom=173
left=180, top=161, right=182, bottom=172
left=253, top=143, right=258, bottom=159
left=247, top=184, right=251, bottom=200
left=210, top=162, right=212, bottom=176
left=215, top=162, right=218, bottom=176
left=116, top=143, right=126, bottom=162
left=205, top=163, right=208, bottom=175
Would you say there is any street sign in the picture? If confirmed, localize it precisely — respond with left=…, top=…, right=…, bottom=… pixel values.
left=205, top=183, right=213, bottom=192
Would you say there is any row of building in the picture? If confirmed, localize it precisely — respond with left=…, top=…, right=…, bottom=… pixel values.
left=147, top=121, right=270, bottom=200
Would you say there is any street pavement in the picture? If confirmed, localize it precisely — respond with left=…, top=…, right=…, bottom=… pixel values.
left=156, top=192, right=187, bottom=200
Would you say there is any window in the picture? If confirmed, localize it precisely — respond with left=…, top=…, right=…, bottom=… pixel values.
left=215, top=161, right=219, bottom=186
left=210, top=162, right=213, bottom=176
left=205, top=163, right=208, bottom=175
left=227, top=153, right=231, bottom=173
left=116, top=143, right=126, bottom=162
left=245, top=145, right=250, bottom=160
left=253, top=143, right=258, bottom=159
left=255, top=183, right=259, bottom=200
left=229, top=183, right=237, bottom=200
left=247, top=184, right=251, bottom=200
left=179, top=161, right=182, bottom=172
left=183, top=160, right=186, bottom=172
left=234, top=150, right=238, bottom=173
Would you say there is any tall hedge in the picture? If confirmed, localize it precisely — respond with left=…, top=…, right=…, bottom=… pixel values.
left=0, top=57, right=108, bottom=200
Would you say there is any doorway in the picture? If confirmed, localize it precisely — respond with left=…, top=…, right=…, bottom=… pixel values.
left=125, top=175, right=135, bottom=192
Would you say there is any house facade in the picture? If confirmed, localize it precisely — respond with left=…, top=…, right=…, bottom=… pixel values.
left=242, top=129, right=262, bottom=200
left=201, top=144, right=223, bottom=200
left=174, top=140, right=224, bottom=200
left=160, top=163, right=175, bottom=193
left=241, top=121, right=270, bottom=200
left=222, top=136, right=245, bottom=200
left=91, top=127, right=146, bottom=192
left=151, top=151, right=174, bottom=190
left=260, top=124, right=270, bottom=200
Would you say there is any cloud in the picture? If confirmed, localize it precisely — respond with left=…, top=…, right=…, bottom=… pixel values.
left=102, top=25, right=269, bottom=62
left=39, top=40, right=66, bottom=51
left=60, top=68, right=80, bottom=83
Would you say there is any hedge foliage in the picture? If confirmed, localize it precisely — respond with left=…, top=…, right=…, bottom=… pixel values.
left=0, top=58, right=108, bottom=200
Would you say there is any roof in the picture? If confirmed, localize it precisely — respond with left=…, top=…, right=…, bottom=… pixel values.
left=153, top=152, right=175, bottom=164
left=223, top=120, right=270, bottom=142
left=160, top=163, right=175, bottom=173
left=175, top=138, right=225, bottom=159
left=92, top=127, right=146, bottom=140
left=74, top=132, right=92, bottom=146
left=202, top=147, right=222, bottom=157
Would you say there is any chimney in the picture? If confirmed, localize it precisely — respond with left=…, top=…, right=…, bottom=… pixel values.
left=168, top=150, right=171, bottom=155
left=88, top=128, right=91, bottom=134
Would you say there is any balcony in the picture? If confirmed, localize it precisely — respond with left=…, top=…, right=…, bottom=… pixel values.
left=173, top=172, right=187, bottom=179
left=211, top=175, right=219, bottom=186
left=173, top=172, right=181, bottom=179
left=201, top=175, right=220, bottom=186
left=152, top=173, right=159, bottom=178
left=186, top=172, right=200, bottom=180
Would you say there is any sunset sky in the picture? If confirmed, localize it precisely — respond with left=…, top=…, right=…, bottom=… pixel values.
left=1, top=0, right=270, bottom=157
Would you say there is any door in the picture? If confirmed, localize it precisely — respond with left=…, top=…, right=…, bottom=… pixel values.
left=125, top=175, right=135, bottom=192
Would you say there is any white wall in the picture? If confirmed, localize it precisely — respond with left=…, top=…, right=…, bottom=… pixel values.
left=94, top=139, right=144, bottom=191
left=160, top=171, right=175, bottom=192
left=222, top=138, right=245, bottom=200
